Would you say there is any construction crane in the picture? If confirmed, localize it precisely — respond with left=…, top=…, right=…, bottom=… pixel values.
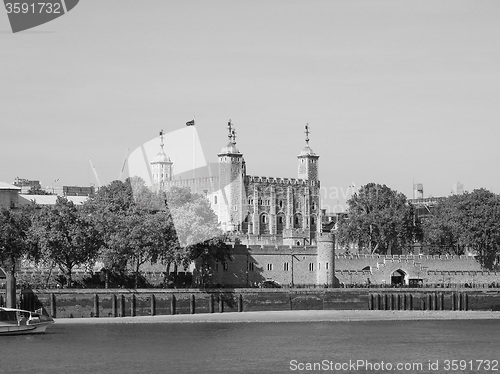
left=88, top=158, right=102, bottom=188
left=118, top=148, right=130, bottom=181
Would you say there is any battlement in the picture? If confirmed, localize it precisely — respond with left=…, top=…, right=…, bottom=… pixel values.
left=167, top=176, right=219, bottom=186
left=230, top=243, right=318, bottom=253
left=245, top=175, right=318, bottom=187
left=335, top=254, right=477, bottom=261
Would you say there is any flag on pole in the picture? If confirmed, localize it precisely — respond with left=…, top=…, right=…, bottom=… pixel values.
left=186, top=119, right=195, bottom=126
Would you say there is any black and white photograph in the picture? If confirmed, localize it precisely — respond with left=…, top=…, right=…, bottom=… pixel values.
left=1, top=1, right=500, bottom=373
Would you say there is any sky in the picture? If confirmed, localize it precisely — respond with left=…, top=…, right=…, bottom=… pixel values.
left=1, top=0, right=499, bottom=212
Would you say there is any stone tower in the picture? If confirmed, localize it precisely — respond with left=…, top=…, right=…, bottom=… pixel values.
left=297, top=124, right=319, bottom=181
left=218, top=120, right=245, bottom=231
left=316, top=231, right=335, bottom=287
left=151, top=129, right=173, bottom=189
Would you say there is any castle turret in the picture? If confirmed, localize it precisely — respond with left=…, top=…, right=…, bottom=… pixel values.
left=316, top=231, right=335, bottom=287
left=217, top=120, right=245, bottom=231
left=297, top=124, right=319, bottom=181
left=151, top=129, right=173, bottom=190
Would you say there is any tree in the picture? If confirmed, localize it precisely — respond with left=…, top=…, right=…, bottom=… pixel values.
left=422, top=189, right=500, bottom=269
left=83, top=181, right=230, bottom=288
left=82, top=179, right=137, bottom=287
left=32, top=197, right=101, bottom=287
left=164, top=187, right=231, bottom=286
left=337, top=183, right=416, bottom=255
left=27, top=186, right=52, bottom=195
left=420, top=196, right=464, bottom=255
left=0, top=206, right=38, bottom=307
left=187, top=235, right=231, bottom=287
left=83, top=178, right=174, bottom=288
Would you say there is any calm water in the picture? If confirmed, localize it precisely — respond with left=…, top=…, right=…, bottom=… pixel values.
left=2, top=320, right=499, bottom=374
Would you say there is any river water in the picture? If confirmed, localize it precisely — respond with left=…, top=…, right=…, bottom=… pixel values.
left=2, top=320, right=499, bottom=373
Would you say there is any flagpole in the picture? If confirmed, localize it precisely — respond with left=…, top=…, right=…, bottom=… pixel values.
left=193, top=116, right=196, bottom=180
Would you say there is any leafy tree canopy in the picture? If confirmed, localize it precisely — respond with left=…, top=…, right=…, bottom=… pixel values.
left=32, top=197, right=101, bottom=286
left=422, top=189, right=500, bottom=269
left=0, top=206, right=37, bottom=272
left=337, top=183, right=416, bottom=255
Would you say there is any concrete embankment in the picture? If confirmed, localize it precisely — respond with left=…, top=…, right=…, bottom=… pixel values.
left=54, top=309, right=500, bottom=324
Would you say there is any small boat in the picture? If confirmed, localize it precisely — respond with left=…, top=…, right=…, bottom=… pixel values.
left=0, top=307, right=54, bottom=335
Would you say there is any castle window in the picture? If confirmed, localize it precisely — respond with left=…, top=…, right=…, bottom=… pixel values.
left=326, top=263, right=329, bottom=270
left=265, top=200, right=270, bottom=206
left=311, top=217, right=315, bottom=225
left=311, top=202, right=317, bottom=210
left=214, top=196, right=218, bottom=205
left=309, top=263, right=314, bottom=272
left=278, top=216, right=283, bottom=224
left=267, top=264, right=273, bottom=271
left=248, top=262, right=254, bottom=271
left=261, top=214, right=268, bottom=224
left=296, top=202, right=300, bottom=209
left=258, top=199, right=262, bottom=205
left=234, top=205, right=237, bottom=211
left=223, top=262, right=228, bottom=271
left=295, top=217, right=300, bottom=225
left=283, top=262, right=289, bottom=271
left=279, top=200, right=283, bottom=209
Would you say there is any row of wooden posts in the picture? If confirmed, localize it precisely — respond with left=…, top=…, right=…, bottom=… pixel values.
left=368, top=292, right=469, bottom=311
left=9, top=292, right=472, bottom=318
left=44, top=294, right=243, bottom=318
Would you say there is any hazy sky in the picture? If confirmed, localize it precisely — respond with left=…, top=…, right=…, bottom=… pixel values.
left=1, top=0, right=499, bottom=211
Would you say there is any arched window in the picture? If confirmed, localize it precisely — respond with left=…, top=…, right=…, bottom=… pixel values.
left=214, top=196, right=218, bottom=205
left=294, top=214, right=302, bottom=229
left=260, top=214, right=269, bottom=235
left=276, top=214, right=285, bottom=235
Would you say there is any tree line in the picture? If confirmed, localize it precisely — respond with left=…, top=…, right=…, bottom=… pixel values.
left=0, top=178, right=230, bottom=294
left=336, top=183, right=500, bottom=270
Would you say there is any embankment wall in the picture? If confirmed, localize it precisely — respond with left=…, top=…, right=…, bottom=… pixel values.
left=13, top=288, right=500, bottom=319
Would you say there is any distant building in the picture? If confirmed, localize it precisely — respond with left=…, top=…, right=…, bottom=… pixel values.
left=0, top=182, right=21, bottom=209
left=62, top=185, right=95, bottom=196
left=13, top=177, right=41, bottom=194
left=451, top=181, right=464, bottom=195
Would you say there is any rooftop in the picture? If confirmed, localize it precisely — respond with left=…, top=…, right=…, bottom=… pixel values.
left=18, top=195, right=88, bottom=206
left=0, top=181, right=21, bottom=190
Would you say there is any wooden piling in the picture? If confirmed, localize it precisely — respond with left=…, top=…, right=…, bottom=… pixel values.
left=190, top=294, right=196, bottom=314
left=93, top=294, right=99, bottom=318
left=150, top=294, right=156, bottom=316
